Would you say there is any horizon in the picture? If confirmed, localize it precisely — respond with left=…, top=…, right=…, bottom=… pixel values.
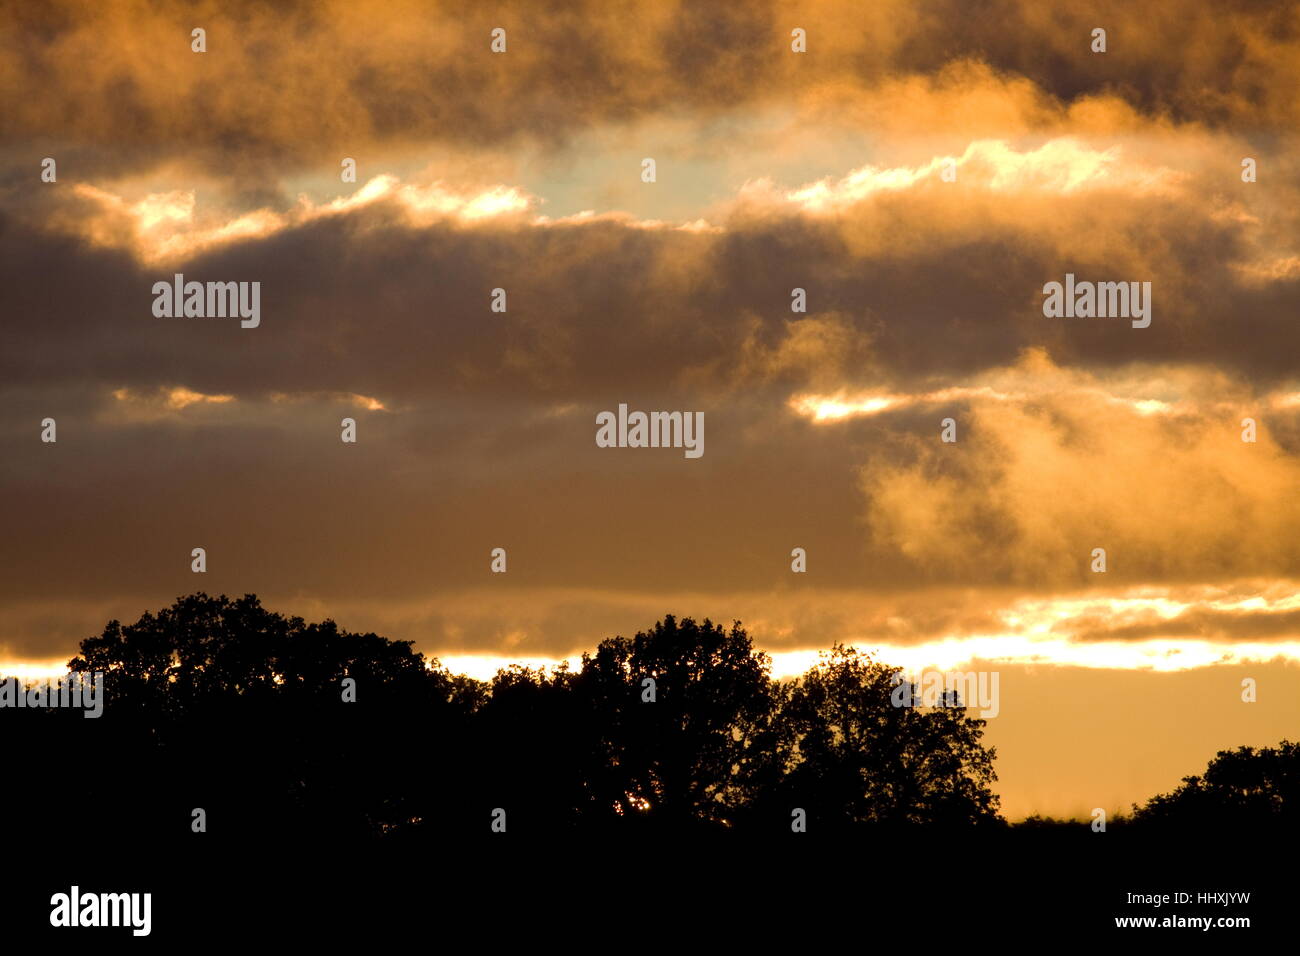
left=4, top=592, right=1297, bottom=822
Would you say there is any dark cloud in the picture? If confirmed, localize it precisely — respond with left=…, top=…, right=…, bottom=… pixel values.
left=4, top=0, right=1300, bottom=667
left=1074, top=606, right=1300, bottom=642
left=5, top=0, right=1300, bottom=186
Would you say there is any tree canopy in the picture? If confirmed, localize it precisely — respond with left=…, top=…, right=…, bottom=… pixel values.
left=15, top=593, right=1009, bottom=843
left=1132, top=740, right=1300, bottom=829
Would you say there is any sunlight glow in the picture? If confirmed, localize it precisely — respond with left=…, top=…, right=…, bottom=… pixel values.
left=434, top=655, right=584, bottom=682
left=777, top=139, right=1180, bottom=214
left=111, top=386, right=235, bottom=410
left=0, top=660, right=71, bottom=681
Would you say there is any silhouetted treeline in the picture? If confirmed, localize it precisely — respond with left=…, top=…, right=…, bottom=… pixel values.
left=4, top=594, right=1295, bottom=846
left=5, top=593, right=1003, bottom=844
left=1130, top=740, right=1300, bottom=827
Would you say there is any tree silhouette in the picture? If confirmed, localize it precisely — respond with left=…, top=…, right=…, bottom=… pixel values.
left=572, top=615, right=776, bottom=830
left=461, top=663, right=593, bottom=831
left=10, top=593, right=1017, bottom=844
left=61, top=592, right=473, bottom=844
left=1132, top=740, right=1300, bottom=829
left=748, top=644, right=1001, bottom=830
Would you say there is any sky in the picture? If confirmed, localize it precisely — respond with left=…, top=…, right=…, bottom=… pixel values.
left=3, top=0, right=1300, bottom=819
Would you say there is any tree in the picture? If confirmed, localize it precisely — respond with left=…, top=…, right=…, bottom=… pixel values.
left=573, top=615, right=774, bottom=830
left=63, top=592, right=474, bottom=845
left=27, top=596, right=1009, bottom=843
left=1132, top=740, right=1300, bottom=828
left=461, top=663, right=594, bottom=830
left=753, top=645, right=1001, bottom=829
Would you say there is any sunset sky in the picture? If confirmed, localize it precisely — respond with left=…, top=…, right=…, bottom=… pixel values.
left=3, top=0, right=1299, bottom=820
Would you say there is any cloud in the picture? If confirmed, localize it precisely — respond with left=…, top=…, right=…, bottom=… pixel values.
left=9, top=579, right=1300, bottom=672
left=858, top=351, right=1300, bottom=586
left=9, top=119, right=1300, bottom=409
left=8, top=0, right=1300, bottom=189
left=6, top=0, right=1300, bottom=683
